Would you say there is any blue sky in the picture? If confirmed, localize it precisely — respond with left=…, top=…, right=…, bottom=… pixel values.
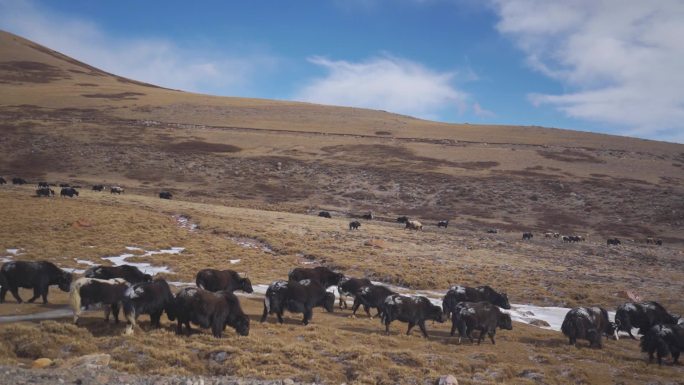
left=1, top=0, right=683, bottom=143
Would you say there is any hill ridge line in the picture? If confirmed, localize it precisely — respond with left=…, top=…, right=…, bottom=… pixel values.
left=0, top=108, right=641, bottom=154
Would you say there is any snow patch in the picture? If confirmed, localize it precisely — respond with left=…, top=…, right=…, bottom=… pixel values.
left=251, top=284, right=269, bottom=296
left=74, top=259, right=97, bottom=266
left=1, top=248, right=22, bottom=261
left=166, top=281, right=194, bottom=288
left=173, top=215, right=198, bottom=232
left=100, top=247, right=184, bottom=276
left=0, top=308, right=73, bottom=323
left=228, top=237, right=274, bottom=253
left=367, top=281, right=577, bottom=332
left=230, top=259, right=241, bottom=264
left=505, top=304, right=571, bottom=331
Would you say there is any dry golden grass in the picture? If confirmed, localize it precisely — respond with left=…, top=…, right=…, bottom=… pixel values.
left=0, top=298, right=682, bottom=384
left=0, top=188, right=683, bottom=384
left=1, top=188, right=682, bottom=312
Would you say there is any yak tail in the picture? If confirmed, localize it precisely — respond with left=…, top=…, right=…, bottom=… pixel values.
left=561, top=316, right=574, bottom=338
left=69, top=279, right=86, bottom=323
left=122, top=299, right=136, bottom=335
left=379, top=303, right=389, bottom=325
left=164, top=289, right=177, bottom=321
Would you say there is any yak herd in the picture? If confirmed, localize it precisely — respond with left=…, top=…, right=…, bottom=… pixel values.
left=0, top=177, right=173, bottom=200
left=0, top=260, right=682, bottom=366
left=2, top=179, right=666, bottom=246
left=0, top=178, right=681, bottom=365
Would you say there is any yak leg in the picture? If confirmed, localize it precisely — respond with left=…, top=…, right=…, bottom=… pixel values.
left=175, top=319, right=183, bottom=335
left=40, top=286, right=49, bottom=304
left=418, top=321, right=429, bottom=338
left=104, top=305, right=111, bottom=322
left=150, top=311, right=162, bottom=328
left=488, top=330, right=496, bottom=345
left=467, top=328, right=475, bottom=344
left=260, top=303, right=269, bottom=323
left=111, top=303, right=120, bottom=323
left=211, top=318, right=224, bottom=338
left=338, top=295, right=347, bottom=309
left=302, top=308, right=313, bottom=325
left=8, top=287, right=22, bottom=303
left=450, top=316, right=458, bottom=336
left=124, top=307, right=136, bottom=336
left=456, top=321, right=467, bottom=344
left=277, top=311, right=284, bottom=324
left=406, top=321, right=415, bottom=335
left=477, top=329, right=486, bottom=345
left=385, top=320, right=392, bottom=335
left=27, top=287, right=42, bottom=303
left=350, top=298, right=361, bottom=317
left=73, top=305, right=82, bottom=324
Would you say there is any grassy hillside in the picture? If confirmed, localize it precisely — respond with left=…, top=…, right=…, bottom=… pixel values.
left=1, top=30, right=683, bottom=242
left=0, top=187, right=682, bottom=384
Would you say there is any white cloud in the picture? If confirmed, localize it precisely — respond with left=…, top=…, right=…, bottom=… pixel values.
left=0, top=0, right=278, bottom=95
left=490, top=0, right=684, bottom=143
left=472, top=102, right=495, bottom=118
left=295, top=55, right=470, bottom=119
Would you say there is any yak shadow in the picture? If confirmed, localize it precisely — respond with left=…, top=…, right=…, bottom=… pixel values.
left=324, top=310, right=377, bottom=320
left=72, top=315, right=178, bottom=337
left=519, top=336, right=583, bottom=348
left=337, top=323, right=451, bottom=343
left=258, top=314, right=309, bottom=326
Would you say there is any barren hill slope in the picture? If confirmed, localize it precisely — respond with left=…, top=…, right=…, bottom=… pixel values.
left=1, top=30, right=683, bottom=242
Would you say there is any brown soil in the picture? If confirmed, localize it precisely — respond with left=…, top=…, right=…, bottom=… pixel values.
left=0, top=61, right=68, bottom=84
left=81, top=92, right=146, bottom=100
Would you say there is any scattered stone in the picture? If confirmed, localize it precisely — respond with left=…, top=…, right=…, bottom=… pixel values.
left=31, top=358, right=53, bottom=369
left=62, top=354, right=111, bottom=369
left=436, top=374, right=458, bottom=385
left=210, top=351, right=229, bottom=363
left=282, top=379, right=295, bottom=385
left=363, top=239, right=385, bottom=248
left=529, top=319, right=550, bottom=327
left=616, top=290, right=642, bottom=302
left=519, top=370, right=544, bottom=383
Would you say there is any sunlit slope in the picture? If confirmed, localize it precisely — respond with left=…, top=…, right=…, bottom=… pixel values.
left=0, top=30, right=680, bottom=150
left=1, top=30, right=683, bottom=242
